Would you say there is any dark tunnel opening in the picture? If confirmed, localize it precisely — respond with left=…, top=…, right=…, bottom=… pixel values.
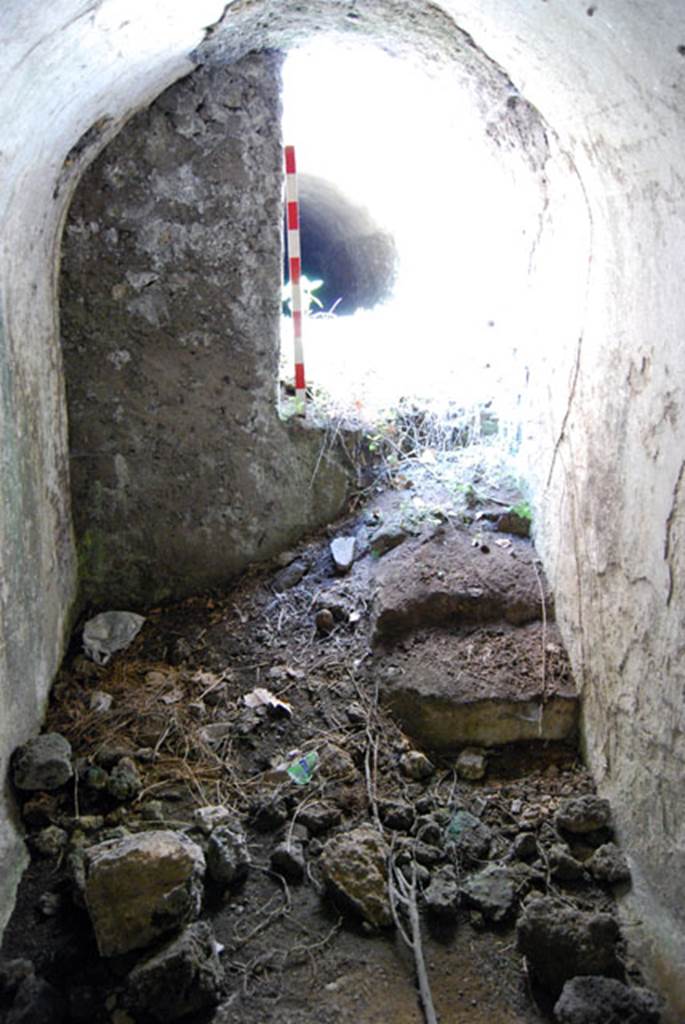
left=282, top=174, right=398, bottom=315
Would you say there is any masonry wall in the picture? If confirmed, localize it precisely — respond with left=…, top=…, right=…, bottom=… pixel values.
left=60, top=53, right=352, bottom=608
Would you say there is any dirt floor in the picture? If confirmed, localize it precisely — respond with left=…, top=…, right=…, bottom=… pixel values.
left=0, top=446, right=647, bottom=1023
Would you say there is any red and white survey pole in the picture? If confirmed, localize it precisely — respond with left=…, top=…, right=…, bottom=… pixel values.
left=284, top=145, right=306, bottom=413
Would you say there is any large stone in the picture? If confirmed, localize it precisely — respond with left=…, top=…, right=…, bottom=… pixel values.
left=516, top=896, right=622, bottom=997
left=206, top=823, right=250, bottom=886
left=84, top=830, right=206, bottom=956
left=331, top=536, right=356, bottom=573
left=376, top=622, right=578, bottom=750
left=460, top=864, right=516, bottom=922
left=125, top=922, right=223, bottom=1022
left=556, top=796, right=612, bottom=835
left=11, top=734, right=73, bottom=791
left=587, top=843, right=631, bottom=885
left=320, top=825, right=392, bottom=927
left=444, top=810, right=492, bottom=865
left=553, top=976, right=662, bottom=1024
left=372, top=529, right=549, bottom=637
left=424, top=866, right=461, bottom=921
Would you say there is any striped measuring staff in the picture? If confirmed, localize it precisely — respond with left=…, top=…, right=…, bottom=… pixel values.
left=284, top=144, right=306, bottom=412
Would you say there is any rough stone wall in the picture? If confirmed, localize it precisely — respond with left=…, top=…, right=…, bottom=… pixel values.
left=60, top=53, right=351, bottom=607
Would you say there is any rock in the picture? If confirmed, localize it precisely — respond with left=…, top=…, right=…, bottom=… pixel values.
left=370, top=523, right=407, bottom=557
left=512, top=832, right=538, bottom=861
left=445, top=810, right=492, bottom=864
left=331, top=536, right=356, bottom=573
left=413, top=814, right=443, bottom=846
left=84, top=830, right=206, bottom=956
left=84, top=765, right=109, bottom=792
left=297, top=801, right=341, bottom=835
left=250, top=795, right=288, bottom=832
left=89, top=690, right=113, bottom=712
left=377, top=622, right=577, bottom=751
left=315, top=608, right=335, bottom=635
left=107, top=757, right=142, bottom=802
left=124, top=922, right=223, bottom=1022
left=556, top=795, right=612, bottom=834
left=29, top=825, right=68, bottom=859
left=553, top=976, right=662, bottom=1024
left=273, top=559, right=308, bottom=592
left=4, top=972, right=67, bottom=1024
left=400, top=750, right=434, bottom=781
left=456, top=747, right=487, bottom=781
left=345, top=701, right=367, bottom=724
left=320, top=825, right=392, bottom=927
left=379, top=799, right=415, bottom=831
left=423, top=866, right=461, bottom=921
left=411, top=840, right=445, bottom=867
left=11, top=733, right=73, bottom=791
left=460, top=864, right=515, bottom=922
left=496, top=510, right=531, bottom=538
left=270, top=841, right=305, bottom=882
left=193, top=805, right=234, bottom=835
left=549, top=843, right=586, bottom=881
left=587, top=843, right=631, bottom=885
left=206, top=823, right=250, bottom=886
left=319, top=741, right=356, bottom=780
left=516, top=895, right=622, bottom=997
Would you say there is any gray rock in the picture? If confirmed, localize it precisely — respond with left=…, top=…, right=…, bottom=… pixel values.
left=125, top=922, right=223, bottom=1022
left=193, top=805, right=234, bottom=835
left=556, top=795, right=612, bottom=834
left=379, top=799, right=414, bottom=831
left=424, top=865, right=461, bottom=921
left=12, top=733, right=73, bottom=791
left=512, top=832, right=538, bottom=861
left=553, top=976, right=661, bottom=1024
left=84, top=765, right=109, bottom=792
left=107, top=757, right=142, bottom=802
left=206, top=823, right=250, bottom=886
left=29, top=825, right=68, bottom=859
left=445, top=810, right=492, bottom=864
left=549, top=843, right=586, bottom=881
left=400, top=749, right=434, bottom=781
left=250, top=795, right=288, bottom=832
left=331, top=536, right=356, bottom=573
left=273, top=559, right=308, bottom=592
left=270, top=841, right=305, bottom=882
left=411, top=840, right=445, bottom=867
left=370, top=522, right=407, bottom=557
left=456, top=747, right=487, bottom=781
left=587, top=843, right=631, bottom=885
left=516, top=895, right=622, bottom=997
left=460, top=864, right=516, bottom=922
left=297, top=801, right=341, bottom=836
left=84, top=830, right=206, bottom=956
left=320, top=825, right=392, bottom=927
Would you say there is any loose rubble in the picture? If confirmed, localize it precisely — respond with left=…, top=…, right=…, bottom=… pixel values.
left=0, top=451, right=662, bottom=1023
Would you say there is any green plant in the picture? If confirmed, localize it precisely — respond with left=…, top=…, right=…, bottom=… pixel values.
left=511, top=500, right=532, bottom=521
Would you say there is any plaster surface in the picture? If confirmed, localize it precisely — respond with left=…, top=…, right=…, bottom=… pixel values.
left=1, top=2, right=685, bottom=1017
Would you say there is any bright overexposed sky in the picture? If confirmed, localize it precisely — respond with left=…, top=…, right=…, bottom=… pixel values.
left=281, top=37, right=545, bottom=424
